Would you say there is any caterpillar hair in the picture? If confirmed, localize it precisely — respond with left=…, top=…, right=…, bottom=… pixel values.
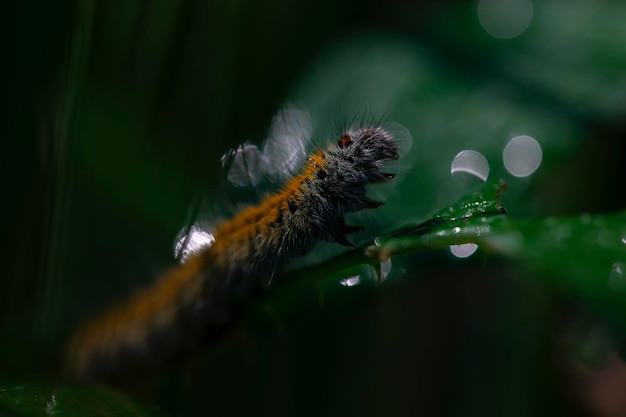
left=65, top=110, right=411, bottom=379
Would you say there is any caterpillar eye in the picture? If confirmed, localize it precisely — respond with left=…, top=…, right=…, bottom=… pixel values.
left=338, top=134, right=354, bottom=148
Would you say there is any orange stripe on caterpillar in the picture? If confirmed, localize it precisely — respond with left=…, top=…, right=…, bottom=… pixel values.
left=66, top=254, right=209, bottom=377
left=66, top=122, right=409, bottom=379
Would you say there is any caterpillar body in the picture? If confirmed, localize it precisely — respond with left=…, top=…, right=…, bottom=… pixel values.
left=66, top=107, right=411, bottom=378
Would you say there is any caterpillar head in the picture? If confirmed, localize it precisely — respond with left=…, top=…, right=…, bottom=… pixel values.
left=343, top=125, right=398, bottom=152
left=332, top=125, right=406, bottom=185
left=306, top=124, right=411, bottom=245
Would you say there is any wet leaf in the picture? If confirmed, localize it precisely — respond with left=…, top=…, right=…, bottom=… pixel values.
left=367, top=182, right=626, bottom=323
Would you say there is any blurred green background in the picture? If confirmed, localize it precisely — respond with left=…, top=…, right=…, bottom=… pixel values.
left=2, top=0, right=626, bottom=416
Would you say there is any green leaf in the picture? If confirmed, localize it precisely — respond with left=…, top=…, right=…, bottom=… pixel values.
left=367, top=182, right=626, bottom=324
left=270, top=180, right=626, bottom=328
left=0, top=380, right=167, bottom=417
left=264, top=180, right=510, bottom=310
left=371, top=180, right=508, bottom=249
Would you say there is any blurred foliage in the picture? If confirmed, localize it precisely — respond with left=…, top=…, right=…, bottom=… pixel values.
left=2, top=0, right=626, bottom=416
left=0, top=379, right=166, bottom=417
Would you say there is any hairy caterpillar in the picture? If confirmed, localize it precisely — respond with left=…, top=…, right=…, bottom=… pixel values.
left=65, top=107, right=411, bottom=379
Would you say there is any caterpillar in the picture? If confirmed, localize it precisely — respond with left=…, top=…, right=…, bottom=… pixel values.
left=65, top=106, right=411, bottom=379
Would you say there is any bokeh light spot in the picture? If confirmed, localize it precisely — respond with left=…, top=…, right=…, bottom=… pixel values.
left=478, top=0, right=533, bottom=39
left=451, top=150, right=490, bottom=181
left=608, top=262, right=626, bottom=292
left=174, top=226, right=215, bottom=263
left=503, top=135, right=542, bottom=177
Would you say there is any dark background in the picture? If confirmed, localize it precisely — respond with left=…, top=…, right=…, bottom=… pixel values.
left=2, top=0, right=626, bottom=416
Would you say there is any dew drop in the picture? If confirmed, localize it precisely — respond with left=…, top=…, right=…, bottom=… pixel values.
left=450, top=243, right=479, bottom=258
left=340, top=276, right=361, bottom=287
left=379, top=259, right=392, bottom=282
left=339, top=264, right=378, bottom=287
